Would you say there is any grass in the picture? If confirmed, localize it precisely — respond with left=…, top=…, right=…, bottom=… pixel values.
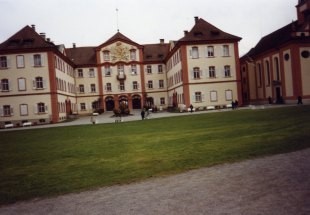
left=0, top=106, right=310, bottom=205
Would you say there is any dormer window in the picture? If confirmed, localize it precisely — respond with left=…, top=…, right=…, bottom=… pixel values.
left=211, top=30, right=220, bottom=35
left=103, top=51, right=110, bottom=61
left=158, top=54, right=164, bottom=58
left=8, top=39, right=20, bottom=46
left=23, top=38, right=34, bottom=46
left=194, top=32, right=203, bottom=37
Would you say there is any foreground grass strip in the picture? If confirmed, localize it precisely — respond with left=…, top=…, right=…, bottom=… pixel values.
left=0, top=106, right=310, bottom=205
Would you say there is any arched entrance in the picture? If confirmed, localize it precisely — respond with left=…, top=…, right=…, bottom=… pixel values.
left=146, top=97, right=154, bottom=108
left=65, top=98, right=72, bottom=115
left=132, top=95, right=141, bottom=109
left=119, top=95, right=128, bottom=107
left=105, top=96, right=115, bottom=111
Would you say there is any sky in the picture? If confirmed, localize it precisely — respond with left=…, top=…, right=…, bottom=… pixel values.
left=0, top=0, right=297, bottom=55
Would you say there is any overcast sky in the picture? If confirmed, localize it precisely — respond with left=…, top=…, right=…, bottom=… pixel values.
left=0, top=0, right=297, bottom=55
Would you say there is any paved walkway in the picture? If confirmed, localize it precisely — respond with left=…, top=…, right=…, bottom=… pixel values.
left=0, top=104, right=300, bottom=131
left=1, top=107, right=235, bottom=131
left=1, top=148, right=309, bottom=215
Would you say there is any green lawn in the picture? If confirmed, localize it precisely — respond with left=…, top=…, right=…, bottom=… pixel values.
left=1, top=106, right=310, bottom=205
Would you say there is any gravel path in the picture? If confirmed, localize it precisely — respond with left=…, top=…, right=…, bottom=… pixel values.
left=1, top=148, right=310, bottom=215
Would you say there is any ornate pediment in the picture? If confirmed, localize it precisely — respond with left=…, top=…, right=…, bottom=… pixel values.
left=110, top=42, right=130, bottom=62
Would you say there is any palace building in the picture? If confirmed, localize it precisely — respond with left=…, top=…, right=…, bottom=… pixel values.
left=0, top=16, right=242, bottom=127
left=240, top=0, right=310, bottom=105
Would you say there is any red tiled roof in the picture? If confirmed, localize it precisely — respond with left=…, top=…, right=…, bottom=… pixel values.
left=179, top=18, right=241, bottom=43
left=66, top=47, right=97, bottom=66
left=0, top=25, right=55, bottom=51
left=244, top=21, right=310, bottom=57
left=143, top=43, right=170, bottom=62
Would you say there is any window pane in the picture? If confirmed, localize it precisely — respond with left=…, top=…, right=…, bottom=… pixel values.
left=20, top=104, right=28, bottom=115
left=18, top=78, right=26, bottom=91
left=211, top=91, right=217, bottom=102
left=17, top=55, right=25, bottom=68
left=225, top=90, right=233, bottom=101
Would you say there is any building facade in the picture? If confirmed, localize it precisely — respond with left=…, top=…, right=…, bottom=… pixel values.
left=0, top=17, right=242, bottom=127
left=240, top=0, right=310, bottom=105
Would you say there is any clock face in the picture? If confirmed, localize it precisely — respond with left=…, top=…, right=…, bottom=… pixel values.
left=111, top=42, right=129, bottom=62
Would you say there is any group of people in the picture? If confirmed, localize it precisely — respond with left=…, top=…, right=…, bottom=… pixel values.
left=140, top=108, right=151, bottom=120
left=231, top=100, right=239, bottom=109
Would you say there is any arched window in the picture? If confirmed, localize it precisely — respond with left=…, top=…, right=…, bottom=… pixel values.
left=265, top=60, right=271, bottom=86
left=274, top=57, right=280, bottom=80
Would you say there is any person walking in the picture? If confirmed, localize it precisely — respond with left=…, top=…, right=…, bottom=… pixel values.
left=141, top=109, right=145, bottom=120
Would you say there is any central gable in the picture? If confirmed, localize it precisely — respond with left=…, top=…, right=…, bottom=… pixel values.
left=96, top=32, right=142, bottom=64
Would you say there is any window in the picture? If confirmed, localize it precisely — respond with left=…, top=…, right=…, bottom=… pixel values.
left=265, top=61, right=271, bottom=86
left=119, top=81, right=125, bottom=91
left=79, top=84, right=85, bottom=93
left=105, top=65, right=111, bottom=76
left=18, top=78, right=26, bottom=91
left=225, top=90, right=233, bottom=101
left=37, top=102, right=47, bottom=113
left=133, top=81, right=138, bottom=90
left=80, top=103, right=86, bottom=111
left=90, top=84, right=96, bottom=93
left=210, top=91, right=218, bottom=102
left=192, top=47, right=199, bottom=59
left=224, top=65, right=231, bottom=77
left=2, top=105, right=13, bottom=116
left=117, top=64, right=124, bottom=74
left=195, top=92, right=202, bottom=102
left=193, top=67, right=201, bottom=79
left=160, top=97, right=165, bottom=105
left=158, top=65, right=163, bottom=73
left=77, top=69, right=83, bottom=77
left=34, top=77, right=44, bottom=89
left=89, top=69, right=95, bottom=77
left=159, top=80, right=164, bottom=88
left=131, top=64, right=137, bottom=75
left=147, top=65, right=152, bottom=74
left=207, top=46, right=214, bottom=57
left=0, top=56, right=8, bottom=68
left=0, top=79, right=10, bottom=91
left=223, top=45, right=229, bottom=57
left=33, top=54, right=42, bottom=66
left=148, top=80, right=153, bottom=89
left=209, top=66, right=216, bottom=78
left=274, top=57, right=280, bottom=81
left=257, top=64, right=262, bottom=87
left=20, top=104, right=28, bottom=116
left=106, top=83, right=112, bottom=92
left=16, top=55, right=25, bottom=68
left=130, top=50, right=136, bottom=60
left=103, top=51, right=110, bottom=61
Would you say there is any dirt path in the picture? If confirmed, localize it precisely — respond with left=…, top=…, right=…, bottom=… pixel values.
left=1, top=148, right=310, bottom=215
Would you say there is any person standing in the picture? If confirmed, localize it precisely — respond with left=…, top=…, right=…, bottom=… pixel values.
left=190, top=104, right=193, bottom=113
left=297, top=96, right=303, bottom=105
left=141, top=109, right=145, bottom=120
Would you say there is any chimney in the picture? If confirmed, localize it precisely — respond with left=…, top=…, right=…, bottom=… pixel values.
left=31, top=24, right=36, bottom=31
left=184, top=30, right=189, bottom=36
left=160, top=39, right=164, bottom=44
left=46, top=38, right=51, bottom=42
left=194, top=16, right=199, bottom=23
left=39, top=33, right=46, bottom=40
left=73, top=43, right=76, bottom=48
